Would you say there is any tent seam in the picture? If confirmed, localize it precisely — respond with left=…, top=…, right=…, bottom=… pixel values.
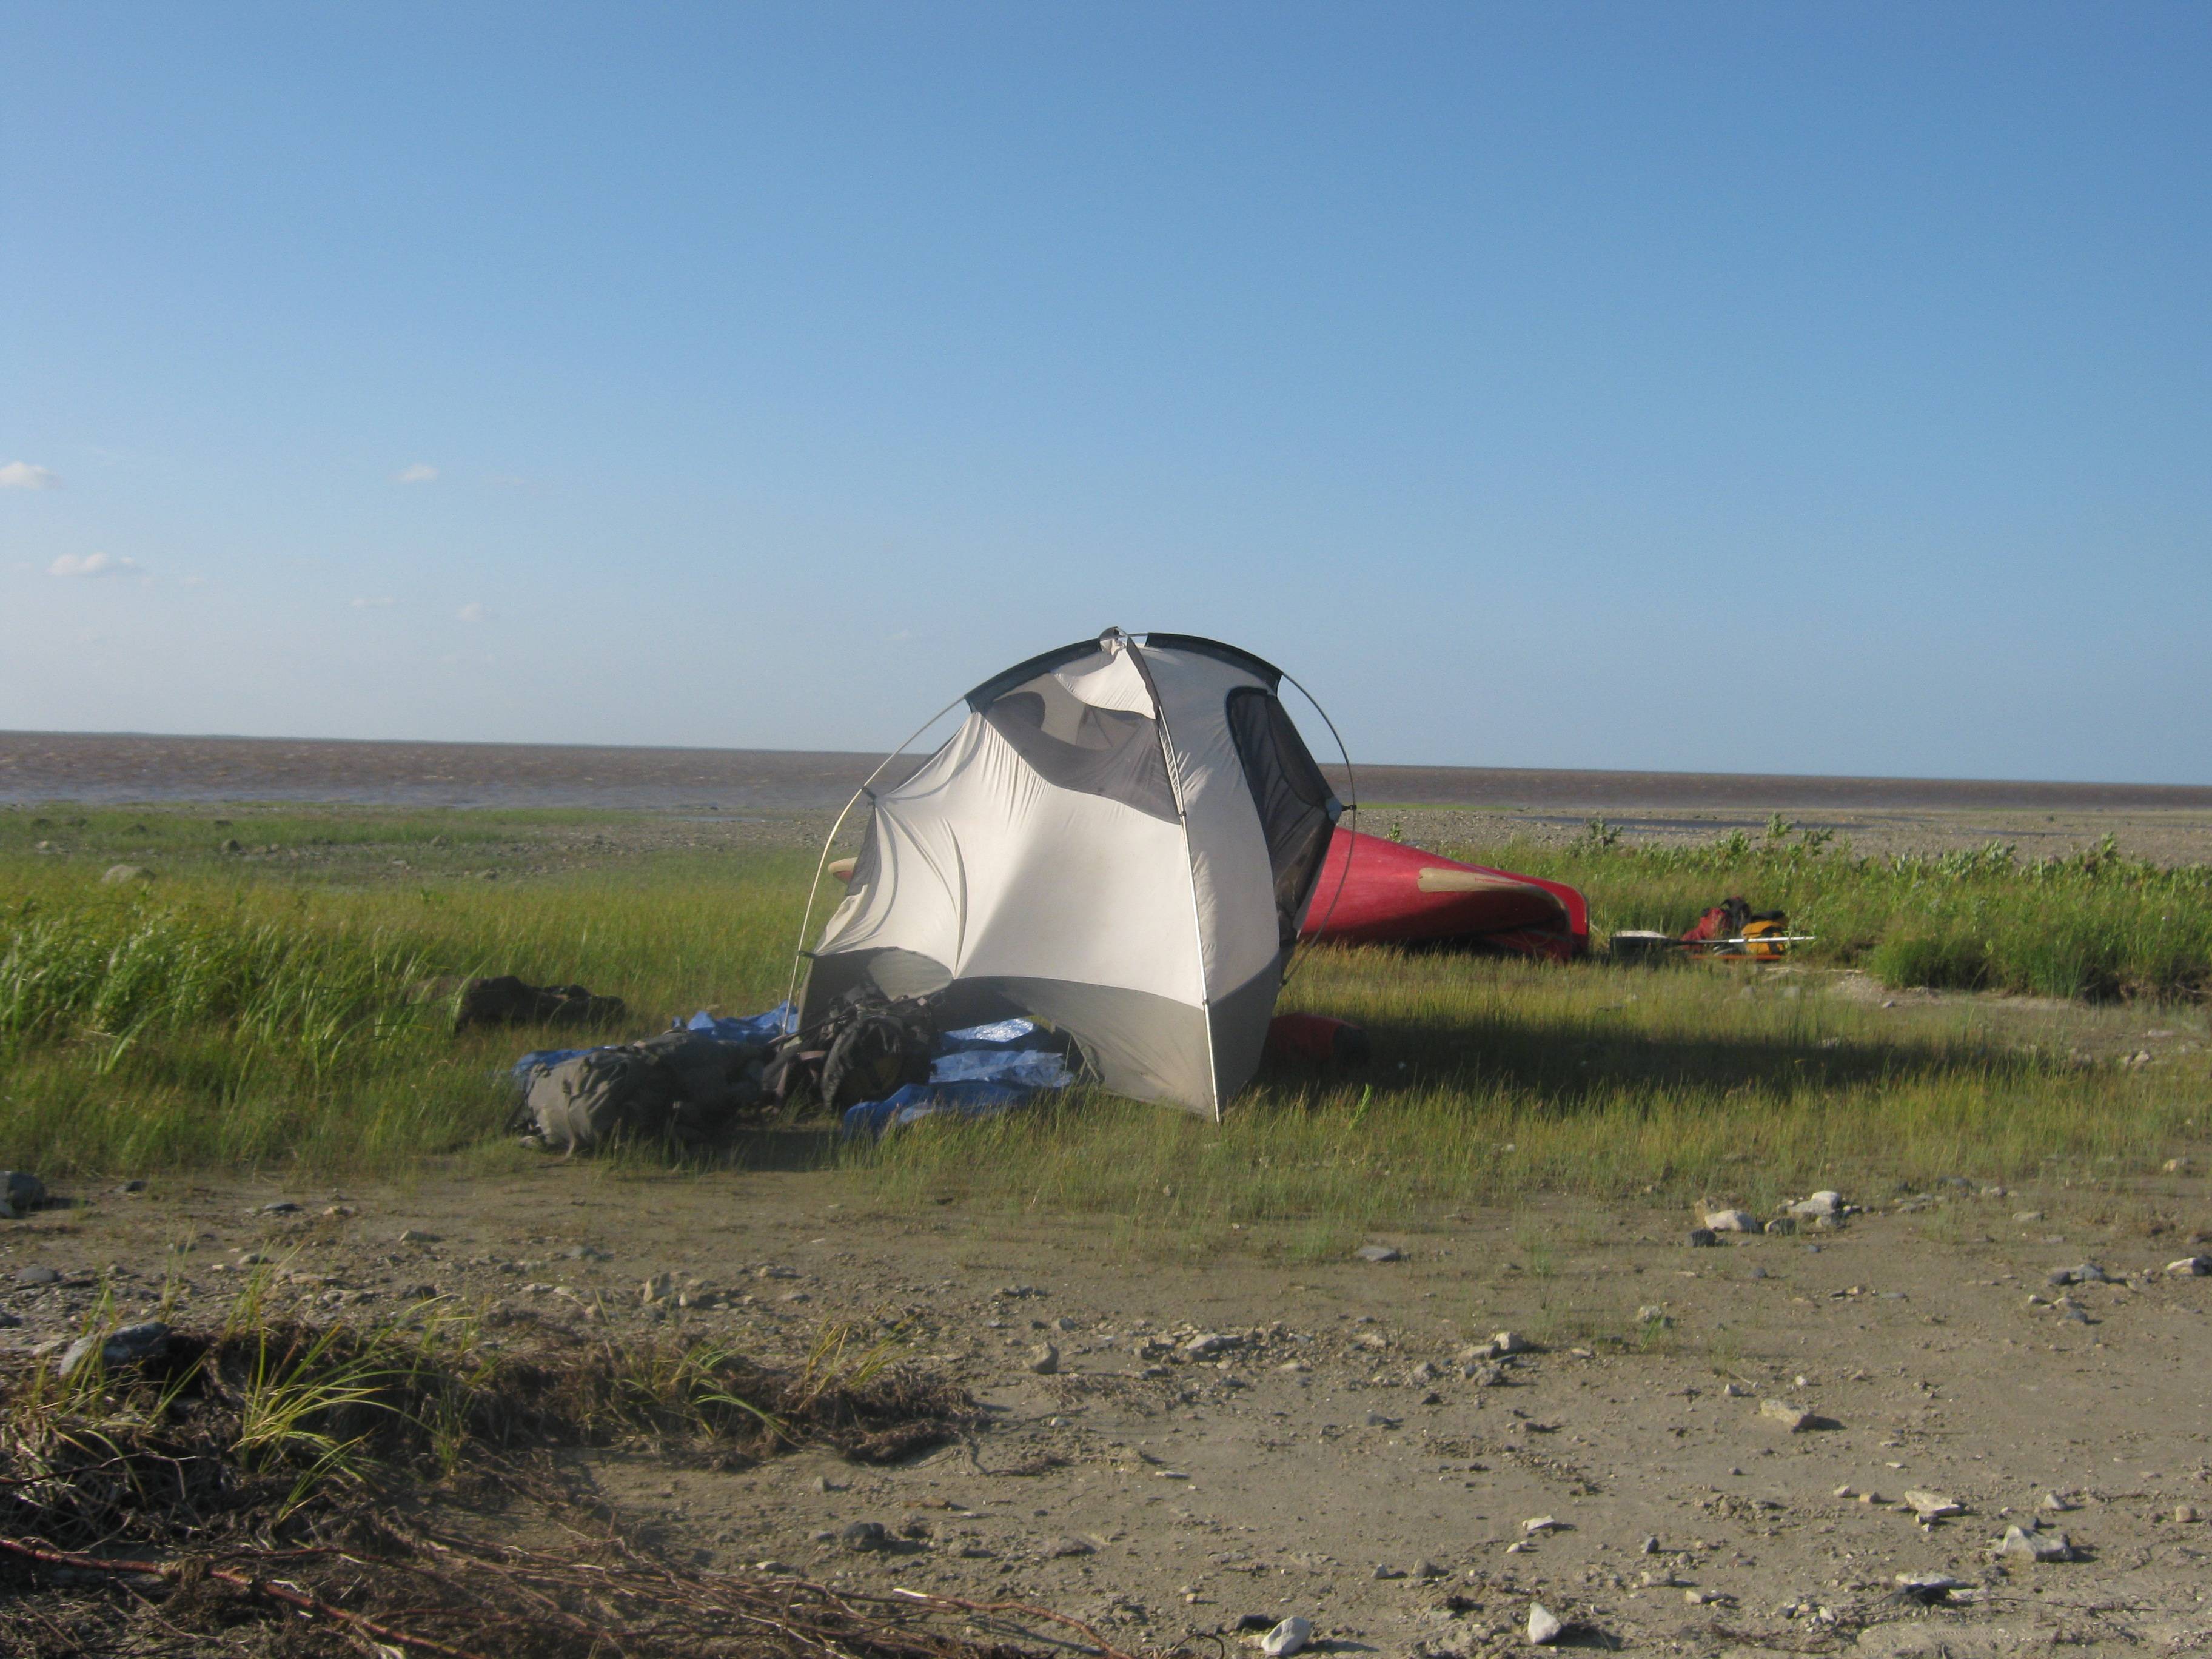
left=1125, top=635, right=1221, bottom=1122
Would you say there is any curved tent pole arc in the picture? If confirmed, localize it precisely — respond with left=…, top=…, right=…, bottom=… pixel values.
left=781, top=693, right=970, bottom=1035
left=1269, top=664, right=1358, bottom=990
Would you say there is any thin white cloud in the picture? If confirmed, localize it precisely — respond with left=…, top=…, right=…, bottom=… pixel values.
left=178, top=574, right=208, bottom=587
left=1, top=461, right=61, bottom=491
left=349, top=595, right=396, bottom=608
left=47, top=551, right=142, bottom=578
left=456, top=601, right=490, bottom=623
left=393, top=462, right=439, bottom=484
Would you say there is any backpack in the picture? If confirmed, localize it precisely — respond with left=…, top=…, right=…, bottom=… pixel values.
left=519, top=1047, right=680, bottom=1152
left=764, top=990, right=940, bottom=1113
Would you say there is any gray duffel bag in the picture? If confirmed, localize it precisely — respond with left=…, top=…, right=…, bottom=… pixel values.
left=520, top=1047, right=680, bottom=1153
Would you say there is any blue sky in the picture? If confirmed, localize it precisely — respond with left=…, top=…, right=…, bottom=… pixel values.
left=4, top=3, right=2207, bottom=782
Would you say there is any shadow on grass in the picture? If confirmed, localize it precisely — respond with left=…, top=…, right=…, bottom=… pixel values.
left=1258, top=1011, right=2033, bottom=1109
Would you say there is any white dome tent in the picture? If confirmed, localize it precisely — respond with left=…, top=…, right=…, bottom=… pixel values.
left=795, top=629, right=1345, bottom=1119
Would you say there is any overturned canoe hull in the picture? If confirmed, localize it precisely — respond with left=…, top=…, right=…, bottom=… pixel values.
left=1298, top=828, right=1588, bottom=959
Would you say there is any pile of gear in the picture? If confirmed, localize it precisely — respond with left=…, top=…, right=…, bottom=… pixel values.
left=506, top=990, right=1084, bottom=1154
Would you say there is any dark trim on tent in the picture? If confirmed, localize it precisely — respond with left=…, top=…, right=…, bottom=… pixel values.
left=964, top=640, right=1109, bottom=711
left=1136, top=633, right=1285, bottom=691
left=968, top=632, right=1287, bottom=711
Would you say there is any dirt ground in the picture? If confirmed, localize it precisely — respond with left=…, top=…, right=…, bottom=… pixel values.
left=8, top=1153, right=2212, bottom=1658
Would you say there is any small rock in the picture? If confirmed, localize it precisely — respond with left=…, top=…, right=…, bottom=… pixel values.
left=397, top=1228, right=440, bottom=1244
left=2, top=1172, right=47, bottom=1208
left=2047, top=1262, right=2108, bottom=1286
left=1372, top=1563, right=1404, bottom=1580
left=1703, top=1208, right=1761, bottom=1233
left=1027, top=1342, right=1060, bottom=1375
left=1260, top=1615, right=1312, bottom=1657
left=1046, top=1536, right=1094, bottom=1558
left=1526, top=1603, right=1564, bottom=1646
left=114, top=1179, right=147, bottom=1195
left=1522, top=1515, right=1564, bottom=1534
left=1356, top=1244, right=1404, bottom=1263
left=2174, top=1504, right=2200, bottom=1524
left=1686, top=1228, right=1718, bottom=1248
left=1790, top=1191, right=1845, bottom=1218
left=1905, top=1490, right=1963, bottom=1521
left=2040, top=1492, right=2078, bottom=1512
left=1408, top=1360, right=1439, bottom=1384
left=1636, top=1305, right=1671, bottom=1327
left=1415, top=1558, right=1446, bottom=1579
left=1721, top=1380, right=1749, bottom=1397
left=12, top=1265, right=62, bottom=1287
left=1894, top=1573, right=1962, bottom=1603
left=1489, top=1330, right=1531, bottom=1355
left=642, top=1273, right=676, bottom=1305
left=2164, top=1156, right=2190, bottom=1174
left=2164, top=1256, right=2211, bottom=1276
left=258, top=1199, right=301, bottom=1214
left=1758, top=1399, right=1812, bottom=1432
left=840, top=1520, right=893, bottom=1552
left=1997, top=1524, right=2071, bottom=1562
left=100, top=864, right=152, bottom=885
left=1638, top=1535, right=1660, bottom=1554
left=56, top=1321, right=171, bottom=1379
left=1183, top=1332, right=1241, bottom=1358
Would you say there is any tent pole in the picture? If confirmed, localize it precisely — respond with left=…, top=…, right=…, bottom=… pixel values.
left=1275, top=666, right=1358, bottom=988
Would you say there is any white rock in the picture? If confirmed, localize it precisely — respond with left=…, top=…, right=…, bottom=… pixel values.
left=1997, top=1524, right=2071, bottom=1561
left=1489, top=1330, right=1531, bottom=1355
left=2164, top=1255, right=2211, bottom=1276
left=1903, top=1490, right=1962, bottom=1520
left=1522, top=1515, right=1563, bottom=1533
left=1526, top=1603, right=1564, bottom=1646
left=1759, top=1399, right=1812, bottom=1432
left=1703, top=1208, right=1761, bottom=1233
left=1261, top=1615, right=1312, bottom=1657
left=1791, top=1191, right=1845, bottom=1217
left=1183, top=1332, right=1240, bottom=1357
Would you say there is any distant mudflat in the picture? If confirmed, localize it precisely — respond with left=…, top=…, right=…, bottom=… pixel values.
left=2, top=729, right=2207, bottom=814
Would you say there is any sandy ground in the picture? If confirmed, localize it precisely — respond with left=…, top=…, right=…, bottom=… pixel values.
left=8, top=1153, right=2212, bottom=1658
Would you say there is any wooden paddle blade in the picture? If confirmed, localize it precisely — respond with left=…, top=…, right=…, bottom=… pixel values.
left=1414, top=866, right=1523, bottom=895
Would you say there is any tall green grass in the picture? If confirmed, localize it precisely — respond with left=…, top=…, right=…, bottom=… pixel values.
left=0, top=846, right=811, bottom=1172
left=1, top=809, right=2205, bottom=1213
left=1439, top=823, right=2212, bottom=1001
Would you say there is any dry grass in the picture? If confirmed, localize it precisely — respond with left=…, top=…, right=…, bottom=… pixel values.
left=0, top=1292, right=988, bottom=1658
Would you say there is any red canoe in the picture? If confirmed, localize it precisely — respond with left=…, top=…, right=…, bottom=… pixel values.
left=1299, top=828, right=1588, bottom=960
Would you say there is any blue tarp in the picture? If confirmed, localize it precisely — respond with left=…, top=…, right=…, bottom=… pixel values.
left=685, top=1003, right=796, bottom=1044
left=839, top=1016, right=1074, bottom=1136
